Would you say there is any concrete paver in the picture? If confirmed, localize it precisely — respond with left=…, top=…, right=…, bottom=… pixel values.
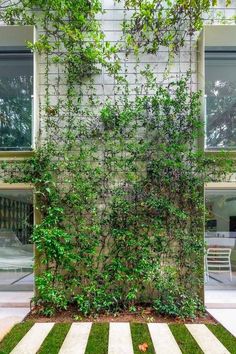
left=108, top=322, right=134, bottom=354
left=186, top=324, right=230, bottom=354
left=148, top=323, right=182, bottom=354
left=10, top=322, right=54, bottom=354
left=208, top=309, right=236, bottom=337
left=59, top=322, right=92, bottom=354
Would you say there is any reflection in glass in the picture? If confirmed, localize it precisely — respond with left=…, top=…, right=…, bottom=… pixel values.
left=0, top=50, right=33, bottom=150
left=205, top=189, right=236, bottom=290
left=205, top=48, right=236, bottom=149
left=0, top=190, right=34, bottom=291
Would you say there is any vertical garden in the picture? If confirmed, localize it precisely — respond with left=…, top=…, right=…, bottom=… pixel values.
left=0, top=0, right=234, bottom=317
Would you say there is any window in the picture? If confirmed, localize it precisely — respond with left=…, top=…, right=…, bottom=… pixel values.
left=0, top=189, right=34, bottom=291
left=205, top=48, right=236, bottom=149
left=205, top=188, right=236, bottom=289
left=198, top=25, right=236, bottom=150
left=0, top=26, right=34, bottom=151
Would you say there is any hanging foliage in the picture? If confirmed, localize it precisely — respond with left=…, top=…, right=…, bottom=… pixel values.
left=119, top=0, right=232, bottom=54
left=0, top=0, right=234, bottom=318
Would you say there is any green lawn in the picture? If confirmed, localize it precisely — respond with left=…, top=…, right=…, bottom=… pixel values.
left=207, top=324, right=236, bottom=354
left=38, top=323, right=71, bottom=354
left=85, top=323, right=109, bottom=354
left=0, top=321, right=235, bottom=354
left=169, top=324, right=203, bottom=354
left=130, top=323, right=155, bottom=354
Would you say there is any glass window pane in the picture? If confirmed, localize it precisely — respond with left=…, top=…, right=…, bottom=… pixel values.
left=0, top=190, right=34, bottom=291
left=0, top=50, right=33, bottom=150
left=205, top=189, right=236, bottom=290
left=205, top=48, right=236, bottom=149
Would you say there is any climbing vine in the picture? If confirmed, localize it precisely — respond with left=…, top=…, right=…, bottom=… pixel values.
left=120, top=0, right=232, bottom=54
left=0, top=0, right=234, bottom=318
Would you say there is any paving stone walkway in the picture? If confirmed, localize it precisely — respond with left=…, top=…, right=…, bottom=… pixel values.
left=11, top=322, right=54, bottom=354
left=148, top=323, right=182, bottom=354
left=108, top=322, right=134, bottom=354
left=186, top=324, right=230, bottom=354
left=4, top=322, right=232, bottom=354
left=59, top=322, right=92, bottom=354
left=208, top=309, right=236, bottom=337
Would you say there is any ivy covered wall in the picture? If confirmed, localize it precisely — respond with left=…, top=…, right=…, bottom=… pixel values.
left=0, top=0, right=235, bottom=318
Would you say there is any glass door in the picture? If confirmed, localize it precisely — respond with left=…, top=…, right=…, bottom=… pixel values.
left=205, top=189, right=236, bottom=290
left=0, top=189, right=34, bottom=291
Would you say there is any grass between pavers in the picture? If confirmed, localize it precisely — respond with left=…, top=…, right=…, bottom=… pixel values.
left=207, top=324, right=236, bottom=354
left=38, top=323, right=71, bottom=354
left=85, top=323, right=109, bottom=354
left=0, top=321, right=34, bottom=354
left=1, top=320, right=235, bottom=354
left=130, top=323, right=155, bottom=354
left=169, top=324, right=203, bottom=354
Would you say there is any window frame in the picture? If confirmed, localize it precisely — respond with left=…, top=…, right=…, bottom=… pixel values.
left=0, top=182, right=37, bottom=294
left=0, top=25, right=38, bottom=159
left=198, top=25, right=236, bottom=155
left=204, top=181, right=236, bottom=303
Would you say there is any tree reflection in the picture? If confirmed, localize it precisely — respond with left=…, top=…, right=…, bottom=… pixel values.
left=206, top=80, right=236, bottom=149
left=0, top=75, right=33, bottom=150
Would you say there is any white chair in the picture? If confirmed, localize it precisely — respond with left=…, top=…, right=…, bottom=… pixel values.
left=206, top=248, right=232, bottom=281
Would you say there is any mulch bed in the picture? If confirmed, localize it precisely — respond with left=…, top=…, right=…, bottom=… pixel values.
left=26, top=305, right=216, bottom=324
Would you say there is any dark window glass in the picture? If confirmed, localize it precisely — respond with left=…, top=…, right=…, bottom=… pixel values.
left=0, top=49, right=33, bottom=150
left=205, top=48, right=236, bottom=149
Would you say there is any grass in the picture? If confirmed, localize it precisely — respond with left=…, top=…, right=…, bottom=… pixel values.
left=207, top=324, right=236, bottom=354
left=85, top=323, right=109, bottom=354
left=169, top=324, right=203, bottom=354
left=130, top=323, right=155, bottom=354
left=0, top=320, right=235, bottom=354
left=0, top=321, right=34, bottom=354
left=38, top=323, right=71, bottom=354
